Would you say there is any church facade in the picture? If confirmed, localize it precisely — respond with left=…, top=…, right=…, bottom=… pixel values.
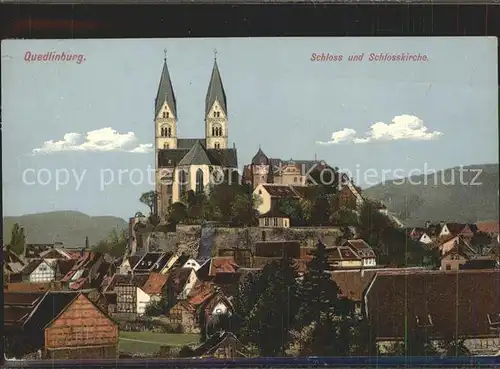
left=154, top=55, right=238, bottom=219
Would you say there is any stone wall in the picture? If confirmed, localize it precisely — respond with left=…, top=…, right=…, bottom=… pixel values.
left=137, top=226, right=343, bottom=257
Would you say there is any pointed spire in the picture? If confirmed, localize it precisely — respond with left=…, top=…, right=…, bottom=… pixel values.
left=155, top=53, right=177, bottom=118
left=205, top=56, right=227, bottom=116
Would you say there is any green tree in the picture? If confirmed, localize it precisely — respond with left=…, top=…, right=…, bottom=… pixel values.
left=230, top=193, right=259, bottom=226
left=139, top=190, right=157, bottom=215
left=471, top=231, right=492, bottom=249
left=329, top=206, right=358, bottom=226
left=9, top=223, right=26, bottom=256
left=167, top=202, right=187, bottom=224
left=247, top=258, right=300, bottom=356
left=296, top=241, right=345, bottom=355
left=144, top=298, right=165, bottom=316
left=92, top=229, right=128, bottom=258
left=277, top=198, right=304, bottom=225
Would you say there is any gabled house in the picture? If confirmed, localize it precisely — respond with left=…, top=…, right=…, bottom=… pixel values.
left=197, top=257, right=240, bottom=282
left=364, top=269, right=500, bottom=355
left=439, top=235, right=475, bottom=256
left=202, top=291, right=233, bottom=319
left=23, top=244, right=58, bottom=260
left=133, top=252, right=171, bottom=274
left=159, top=253, right=190, bottom=275
left=166, top=267, right=198, bottom=305
left=4, top=291, right=118, bottom=360
left=326, top=246, right=363, bottom=269
left=21, top=259, right=71, bottom=283
left=141, top=272, right=169, bottom=302
left=342, top=239, right=376, bottom=267
left=182, top=258, right=202, bottom=271
left=440, top=242, right=475, bottom=271
left=258, top=207, right=291, bottom=228
left=253, top=183, right=303, bottom=215
left=107, top=273, right=150, bottom=315
left=118, top=255, right=141, bottom=275
left=39, top=248, right=81, bottom=260
left=3, top=247, right=25, bottom=281
left=60, top=252, right=105, bottom=290
left=475, top=221, right=500, bottom=243
left=439, top=223, right=474, bottom=239
left=190, top=331, right=247, bottom=358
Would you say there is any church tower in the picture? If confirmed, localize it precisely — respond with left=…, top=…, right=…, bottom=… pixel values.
left=155, top=53, right=178, bottom=151
left=205, top=52, right=228, bottom=150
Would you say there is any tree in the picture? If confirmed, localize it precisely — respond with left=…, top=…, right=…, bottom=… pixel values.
left=230, top=193, right=259, bottom=226
left=329, top=206, right=358, bottom=227
left=245, top=258, right=300, bottom=356
left=471, top=231, right=492, bottom=250
left=139, top=190, right=157, bottom=215
left=144, top=298, right=165, bottom=316
left=167, top=202, right=187, bottom=224
left=92, top=229, right=128, bottom=258
left=9, top=223, right=26, bottom=256
left=295, top=241, right=345, bottom=355
left=277, top=198, right=303, bottom=225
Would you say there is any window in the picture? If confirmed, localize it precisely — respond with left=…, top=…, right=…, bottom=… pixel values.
left=446, top=264, right=451, bottom=270
left=216, top=112, right=220, bottom=117
left=273, top=218, right=278, bottom=227
left=179, top=169, right=188, bottom=197
left=196, top=169, right=204, bottom=194
left=167, top=127, right=172, bottom=137
left=294, top=177, right=297, bottom=183
left=214, top=142, right=220, bottom=149
left=163, top=112, right=169, bottom=118
left=258, top=190, right=262, bottom=195
left=164, top=143, right=169, bottom=149
left=213, top=112, right=217, bottom=117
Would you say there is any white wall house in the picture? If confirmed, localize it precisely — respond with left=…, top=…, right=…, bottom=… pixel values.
left=419, top=233, right=433, bottom=244
left=177, top=269, right=198, bottom=300
left=137, top=287, right=152, bottom=315
left=182, top=258, right=202, bottom=271
left=28, top=260, right=57, bottom=283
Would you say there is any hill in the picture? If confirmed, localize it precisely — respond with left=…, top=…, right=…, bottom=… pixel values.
left=3, top=211, right=128, bottom=247
left=363, top=164, right=499, bottom=227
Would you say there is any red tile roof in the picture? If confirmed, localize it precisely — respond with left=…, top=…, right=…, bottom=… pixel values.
left=142, top=272, right=169, bottom=295
left=188, top=281, right=215, bottom=306
left=209, top=257, right=239, bottom=276
left=475, top=221, right=499, bottom=235
left=365, top=269, right=500, bottom=340
left=331, top=270, right=378, bottom=301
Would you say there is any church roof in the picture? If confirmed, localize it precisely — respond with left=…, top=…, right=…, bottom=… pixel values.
left=158, top=146, right=238, bottom=168
left=205, top=59, right=227, bottom=116
left=155, top=58, right=177, bottom=118
left=178, top=140, right=213, bottom=166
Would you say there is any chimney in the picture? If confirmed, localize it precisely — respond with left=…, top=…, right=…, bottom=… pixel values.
left=233, top=142, right=235, bottom=149
left=85, top=236, right=89, bottom=249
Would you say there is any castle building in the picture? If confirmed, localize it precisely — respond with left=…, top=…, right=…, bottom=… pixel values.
left=154, top=54, right=238, bottom=219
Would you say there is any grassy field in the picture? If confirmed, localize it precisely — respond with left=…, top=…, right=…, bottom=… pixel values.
left=119, top=332, right=200, bottom=354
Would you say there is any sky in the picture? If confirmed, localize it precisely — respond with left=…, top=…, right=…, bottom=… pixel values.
left=2, top=37, right=498, bottom=220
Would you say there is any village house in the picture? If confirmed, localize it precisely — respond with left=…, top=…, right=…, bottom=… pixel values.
left=3, top=247, right=25, bottom=282
left=159, top=253, right=191, bottom=275
left=141, top=272, right=169, bottom=303
left=106, top=273, right=150, bottom=315
left=166, top=267, right=198, bottom=306
left=167, top=300, right=198, bottom=332
left=439, top=222, right=475, bottom=239
left=4, top=290, right=118, bottom=359
left=475, top=220, right=500, bottom=243
left=197, top=257, right=240, bottom=282
left=258, top=207, right=291, bottom=228
left=439, top=234, right=474, bottom=256
left=440, top=241, right=476, bottom=271
left=364, top=269, right=500, bottom=355
left=118, top=255, right=142, bottom=275
left=60, top=251, right=106, bottom=290
left=133, top=252, right=172, bottom=274
left=20, top=258, right=75, bottom=283
left=342, top=239, right=377, bottom=267
left=23, top=243, right=62, bottom=260
left=182, top=258, right=203, bottom=271
left=190, top=331, right=247, bottom=358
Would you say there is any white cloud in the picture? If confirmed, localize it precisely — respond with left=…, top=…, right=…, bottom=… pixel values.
left=32, top=127, right=153, bottom=154
left=316, top=115, right=443, bottom=145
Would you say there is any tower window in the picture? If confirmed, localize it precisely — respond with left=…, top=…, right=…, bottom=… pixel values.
left=213, top=112, right=217, bottom=117
left=164, top=143, right=169, bottom=149
left=216, top=112, right=220, bottom=117
left=196, top=169, right=204, bottom=194
left=214, top=142, right=220, bottom=149
left=211, top=125, right=222, bottom=137
left=161, top=126, right=172, bottom=137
